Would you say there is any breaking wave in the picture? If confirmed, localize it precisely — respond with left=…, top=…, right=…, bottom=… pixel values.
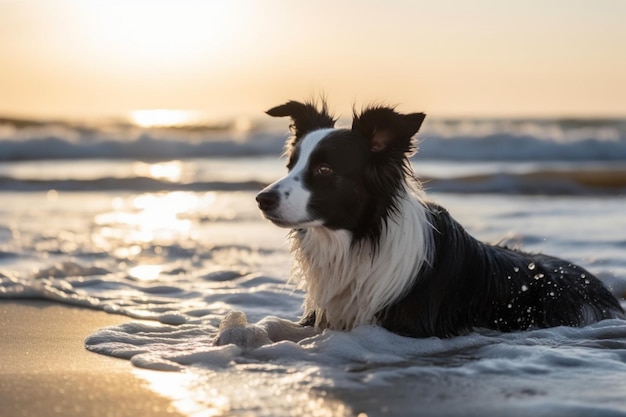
left=1, top=116, right=626, bottom=162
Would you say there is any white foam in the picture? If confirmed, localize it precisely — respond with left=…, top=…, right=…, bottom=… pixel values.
left=6, top=234, right=626, bottom=416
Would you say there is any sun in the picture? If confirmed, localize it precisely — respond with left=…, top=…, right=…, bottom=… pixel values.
left=75, top=1, right=250, bottom=68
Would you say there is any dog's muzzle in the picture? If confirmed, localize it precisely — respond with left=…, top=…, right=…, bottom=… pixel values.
left=256, top=190, right=279, bottom=212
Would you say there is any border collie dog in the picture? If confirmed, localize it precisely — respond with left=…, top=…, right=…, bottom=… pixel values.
left=252, top=99, right=624, bottom=339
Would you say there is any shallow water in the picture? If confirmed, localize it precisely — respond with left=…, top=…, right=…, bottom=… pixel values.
left=1, top=186, right=626, bottom=416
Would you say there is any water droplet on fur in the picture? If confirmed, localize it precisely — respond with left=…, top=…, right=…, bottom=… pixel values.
left=513, top=267, right=520, bottom=273
left=521, top=285, right=529, bottom=292
left=507, top=303, right=513, bottom=309
left=533, top=273, right=544, bottom=280
left=585, top=279, right=590, bottom=285
left=528, top=262, right=536, bottom=270
left=549, top=292, right=555, bottom=296
left=581, top=273, right=586, bottom=279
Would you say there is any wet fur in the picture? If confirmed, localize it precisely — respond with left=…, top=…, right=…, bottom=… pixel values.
left=258, top=99, right=624, bottom=338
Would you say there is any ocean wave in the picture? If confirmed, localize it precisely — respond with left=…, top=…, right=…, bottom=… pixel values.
left=1, top=168, right=624, bottom=195
left=425, top=168, right=626, bottom=195
left=0, top=176, right=265, bottom=192
left=418, top=134, right=626, bottom=161
left=1, top=117, right=626, bottom=161
left=0, top=133, right=283, bottom=161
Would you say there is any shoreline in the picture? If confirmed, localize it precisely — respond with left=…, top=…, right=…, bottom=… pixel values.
left=0, top=299, right=185, bottom=417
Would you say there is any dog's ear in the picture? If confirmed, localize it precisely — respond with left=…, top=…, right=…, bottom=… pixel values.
left=352, top=106, right=426, bottom=154
left=266, top=100, right=336, bottom=141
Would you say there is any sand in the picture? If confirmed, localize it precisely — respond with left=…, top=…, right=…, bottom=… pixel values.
left=0, top=300, right=185, bottom=417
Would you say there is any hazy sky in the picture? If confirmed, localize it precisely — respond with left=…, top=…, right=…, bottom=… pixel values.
left=1, top=0, right=625, bottom=119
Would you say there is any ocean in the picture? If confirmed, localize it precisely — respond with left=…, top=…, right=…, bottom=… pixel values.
left=1, top=115, right=626, bottom=416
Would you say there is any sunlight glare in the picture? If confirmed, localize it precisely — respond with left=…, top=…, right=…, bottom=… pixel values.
left=134, top=370, right=231, bottom=417
left=133, top=160, right=183, bottom=182
left=95, top=192, right=201, bottom=245
left=150, top=161, right=182, bottom=182
left=77, top=1, right=251, bottom=69
left=134, top=367, right=355, bottom=417
left=130, top=192, right=197, bottom=242
left=114, top=245, right=142, bottom=259
left=128, top=264, right=162, bottom=281
left=131, top=109, right=205, bottom=128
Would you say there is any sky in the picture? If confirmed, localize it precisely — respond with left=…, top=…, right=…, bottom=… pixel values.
left=1, top=0, right=625, bottom=120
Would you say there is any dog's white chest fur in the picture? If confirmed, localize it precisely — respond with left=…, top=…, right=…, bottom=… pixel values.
left=290, top=188, right=433, bottom=330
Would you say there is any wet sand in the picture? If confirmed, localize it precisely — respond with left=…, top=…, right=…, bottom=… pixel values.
left=0, top=300, right=184, bottom=417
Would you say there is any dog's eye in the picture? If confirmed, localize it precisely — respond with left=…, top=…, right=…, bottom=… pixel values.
left=314, top=163, right=333, bottom=176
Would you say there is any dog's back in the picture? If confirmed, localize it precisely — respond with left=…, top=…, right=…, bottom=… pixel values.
left=377, top=203, right=624, bottom=337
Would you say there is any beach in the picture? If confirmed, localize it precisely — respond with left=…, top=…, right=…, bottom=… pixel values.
left=1, top=117, right=626, bottom=416
left=0, top=300, right=184, bottom=417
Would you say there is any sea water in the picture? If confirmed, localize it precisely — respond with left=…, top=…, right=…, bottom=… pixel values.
left=1, top=117, right=626, bottom=416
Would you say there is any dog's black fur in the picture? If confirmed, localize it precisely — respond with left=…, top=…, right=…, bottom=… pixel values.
left=260, top=99, right=624, bottom=338
left=376, top=203, right=624, bottom=337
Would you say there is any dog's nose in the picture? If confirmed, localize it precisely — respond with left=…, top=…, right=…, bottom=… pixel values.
left=256, top=190, right=279, bottom=211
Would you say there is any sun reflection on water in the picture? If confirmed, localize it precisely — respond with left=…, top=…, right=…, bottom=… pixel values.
left=133, top=370, right=231, bottom=417
left=133, top=160, right=185, bottom=182
left=128, top=264, right=163, bottom=281
left=133, top=368, right=354, bottom=417
left=131, top=192, right=195, bottom=241
left=95, top=192, right=216, bottom=249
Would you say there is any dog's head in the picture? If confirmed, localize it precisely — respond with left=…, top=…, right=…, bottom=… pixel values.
left=256, top=99, right=425, bottom=239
